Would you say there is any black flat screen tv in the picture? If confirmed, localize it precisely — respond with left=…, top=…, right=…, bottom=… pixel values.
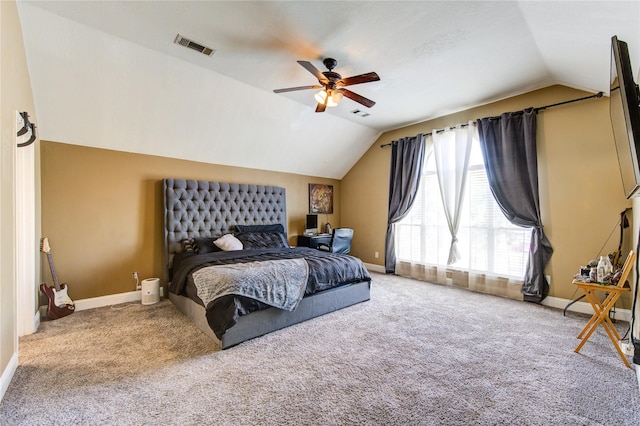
left=610, top=35, right=640, bottom=198
left=305, top=214, right=318, bottom=235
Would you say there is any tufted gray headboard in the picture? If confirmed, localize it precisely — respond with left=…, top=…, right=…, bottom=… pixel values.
left=162, top=179, right=287, bottom=285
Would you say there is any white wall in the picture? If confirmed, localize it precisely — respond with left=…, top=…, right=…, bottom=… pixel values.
left=17, top=3, right=380, bottom=180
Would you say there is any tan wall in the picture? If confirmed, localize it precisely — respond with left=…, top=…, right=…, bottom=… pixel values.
left=343, top=85, right=633, bottom=305
left=40, top=141, right=340, bottom=301
left=40, top=85, right=635, bottom=308
left=1, top=0, right=40, bottom=389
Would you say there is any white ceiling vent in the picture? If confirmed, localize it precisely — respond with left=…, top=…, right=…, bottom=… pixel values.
left=174, top=34, right=215, bottom=56
left=351, top=109, right=370, bottom=117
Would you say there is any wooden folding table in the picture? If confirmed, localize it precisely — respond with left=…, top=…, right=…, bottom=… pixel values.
left=572, top=250, right=635, bottom=368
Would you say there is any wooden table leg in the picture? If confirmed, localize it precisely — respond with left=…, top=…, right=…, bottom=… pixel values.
left=574, top=286, right=630, bottom=368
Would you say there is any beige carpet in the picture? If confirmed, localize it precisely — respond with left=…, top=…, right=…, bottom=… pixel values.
left=1, top=272, right=639, bottom=425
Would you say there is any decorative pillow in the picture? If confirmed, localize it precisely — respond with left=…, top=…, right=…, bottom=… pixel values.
left=235, top=232, right=289, bottom=249
left=193, top=237, right=222, bottom=254
left=214, top=234, right=243, bottom=251
left=181, top=237, right=222, bottom=254
left=181, top=238, right=196, bottom=253
left=235, top=224, right=285, bottom=234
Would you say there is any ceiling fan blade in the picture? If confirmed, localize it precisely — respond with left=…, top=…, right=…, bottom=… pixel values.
left=273, top=85, right=322, bottom=93
left=341, top=89, right=376, bottom=108
left=297, top=61, right=329, bottom=84
left=315, top=102, right=327, bottom=113
left=338, top=72, right=380, bottom=87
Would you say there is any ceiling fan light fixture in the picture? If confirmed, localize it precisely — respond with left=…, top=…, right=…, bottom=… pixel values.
left=314, top=90, right=340, bottom=107
left=274, top=58, right=378, bottom=111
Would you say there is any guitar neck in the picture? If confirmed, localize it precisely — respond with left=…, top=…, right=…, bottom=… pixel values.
left=46, top=252, right=61, bottom=291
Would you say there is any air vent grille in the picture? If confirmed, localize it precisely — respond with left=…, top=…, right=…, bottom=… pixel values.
left=174, top=34, right=215, bottom=56
left=351, top=109, right=370, bottom=117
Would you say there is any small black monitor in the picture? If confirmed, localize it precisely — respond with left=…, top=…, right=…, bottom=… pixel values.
left=305, top=214, right=318, bottom=235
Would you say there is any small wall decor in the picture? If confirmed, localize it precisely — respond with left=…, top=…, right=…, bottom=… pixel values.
left=309, top=183, right=333, bottom=214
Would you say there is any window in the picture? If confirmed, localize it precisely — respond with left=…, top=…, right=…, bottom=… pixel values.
left=396, top=132, right=531, bottom=280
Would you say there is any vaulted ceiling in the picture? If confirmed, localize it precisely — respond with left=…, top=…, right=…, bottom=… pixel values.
left=17, top=1, right=640, bottom=178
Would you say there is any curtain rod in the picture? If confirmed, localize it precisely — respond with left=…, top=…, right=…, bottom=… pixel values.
left=380, top=91, right=604, bottom=148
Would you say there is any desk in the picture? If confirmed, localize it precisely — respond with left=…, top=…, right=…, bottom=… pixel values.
left=297, top=234, right=331, bottom=249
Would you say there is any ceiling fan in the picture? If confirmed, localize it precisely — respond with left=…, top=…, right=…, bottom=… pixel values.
left=273, top=58, right=380, bottom=113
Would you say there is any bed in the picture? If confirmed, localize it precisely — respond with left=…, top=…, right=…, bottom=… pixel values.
left=162, top=178, right=371, bottom=349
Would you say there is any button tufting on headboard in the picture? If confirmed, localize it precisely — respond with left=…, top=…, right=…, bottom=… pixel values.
left=162, top=179, right=287, bottom=284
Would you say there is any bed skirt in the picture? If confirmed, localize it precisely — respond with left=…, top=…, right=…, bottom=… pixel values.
left=169, top=280, right=371, bottom=349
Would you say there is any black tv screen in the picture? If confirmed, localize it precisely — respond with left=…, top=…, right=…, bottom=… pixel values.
left=305, top=214, right=318, bottom=232
left=610, top=35, right=640, bottom=198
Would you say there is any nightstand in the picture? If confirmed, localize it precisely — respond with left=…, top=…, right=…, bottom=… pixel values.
left=297, top=234, right=332, bottom=249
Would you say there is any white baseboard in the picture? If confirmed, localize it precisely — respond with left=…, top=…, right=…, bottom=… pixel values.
left=39, top=288, right=165, bottom=316
left=542, top=295, right=632, bottom=322
left=0, top=352, right=18, bottom=403
left=74, top=288, right=164, bottom=311
left=33, top=310, right=40, bottom=332
left=364, top=263, right=385, bottom=273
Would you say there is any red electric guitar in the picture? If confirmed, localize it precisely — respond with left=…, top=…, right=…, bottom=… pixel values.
left=40, top=237, right=75, bottom=319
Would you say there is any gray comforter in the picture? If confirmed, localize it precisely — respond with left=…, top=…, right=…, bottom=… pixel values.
left=192, top=258, right=309, bottom=312
left=171, top=247, right=371, bottom=338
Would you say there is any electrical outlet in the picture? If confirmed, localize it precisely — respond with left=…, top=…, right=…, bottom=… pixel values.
left=374, top=251, right=379, bottom=259
left=545, top=274, right=551, bottom=286
left=620, top=341, right=635, bottom=356
left=132, top=272, right=141, bottom=291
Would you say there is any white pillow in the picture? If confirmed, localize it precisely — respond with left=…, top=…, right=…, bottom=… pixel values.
left=214, top=234, right=243, bottom=251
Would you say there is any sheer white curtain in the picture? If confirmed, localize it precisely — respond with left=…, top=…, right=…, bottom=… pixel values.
left=394, top=124, right=531, bottom=300
left=432, top=122, right=473, bottom=265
